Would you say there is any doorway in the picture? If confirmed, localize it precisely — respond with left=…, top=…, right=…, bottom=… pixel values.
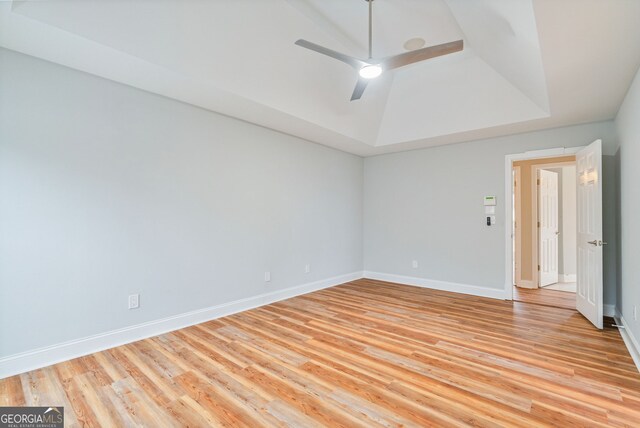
left=512, top=156, right=577, bottom=310
left=505, top=141, right=605, bottom=329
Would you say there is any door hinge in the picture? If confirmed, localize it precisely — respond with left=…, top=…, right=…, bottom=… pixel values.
left=537, top=221, right=540, bottom=228
left=537, top=178, right=540, bottom=185
left=538, top=265, right=540, bottom=271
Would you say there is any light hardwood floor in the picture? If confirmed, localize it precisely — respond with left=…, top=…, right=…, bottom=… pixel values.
left=1, top=279, right=639, bottom=427
left=513, top=285, right=576, bottom=310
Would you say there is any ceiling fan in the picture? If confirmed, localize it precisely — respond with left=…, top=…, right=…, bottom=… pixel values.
left=294, top=0, right=464, bottom=101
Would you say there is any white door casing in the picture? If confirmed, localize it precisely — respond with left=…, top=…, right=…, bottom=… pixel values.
left=539, top=169, right=559, bottom=287
left=505, top=146, right=584, bottom=301
left=576, top=139, right=603, bottom=329
left=513, top=166, right=522, bottom=287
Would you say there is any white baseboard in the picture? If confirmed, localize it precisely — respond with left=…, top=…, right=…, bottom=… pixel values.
left=614, top=312, right=640, bottom=373
left=363, top=271, right=506, bottom=300
left=560, top=274, right=577, bottom=282
left=0, top=271, right=363, bottom=380
left=604, top=304, right=616, bottom=318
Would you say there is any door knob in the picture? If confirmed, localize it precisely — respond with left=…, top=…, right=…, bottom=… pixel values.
left=599, top=241, right=608, bottom=246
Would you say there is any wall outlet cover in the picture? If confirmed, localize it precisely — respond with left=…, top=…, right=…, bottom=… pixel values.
left=128, top=294, right=140, bottom=310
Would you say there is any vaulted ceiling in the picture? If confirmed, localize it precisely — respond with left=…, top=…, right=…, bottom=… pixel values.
left=1, top=0, right=639, bottom=156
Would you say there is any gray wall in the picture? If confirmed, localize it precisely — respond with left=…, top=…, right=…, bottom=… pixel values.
left=615, top=63, right=640, bottom=339
left=0, top=49, right=363, bottom=357
left=615, top=147, right=622, bottom=323
left=0, top=45, right=630, bottom=360
left=364, top=121, right=618, bottom=304
left=602, top=155, right=619, bottom=308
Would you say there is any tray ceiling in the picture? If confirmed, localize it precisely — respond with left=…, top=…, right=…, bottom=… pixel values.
left=1, top=0, right=639, bottom=156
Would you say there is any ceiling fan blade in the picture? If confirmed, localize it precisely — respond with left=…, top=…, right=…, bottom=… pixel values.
left=350, top=77, right=369, bottom=101
left=380, top=40, right=464, bottom=71
left=295, top=39, right=367, bottom=70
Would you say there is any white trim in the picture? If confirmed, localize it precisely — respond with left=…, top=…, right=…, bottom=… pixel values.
left=560, top=274, right=577, bottom=282
left=604, top=304, right=616, bottom=317
left=0, top=271, right=363, bottom=379
left=615, top=313, right=640, bottom=373
left=513, top=165, right=522, bottom=287
left=532, top=166, right=539, bottom=287
left=363, top=271, right=506, bottom=300
left=523, top=147, right=576, bottom=157
left=504, top=146, right=584, bottom=301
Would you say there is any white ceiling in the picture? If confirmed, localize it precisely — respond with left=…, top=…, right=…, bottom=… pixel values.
left=1, top=0, right=639, bottom=156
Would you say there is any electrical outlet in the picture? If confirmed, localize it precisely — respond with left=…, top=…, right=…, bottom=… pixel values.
left=412, top=260, right=418, bottom=269
left=128, top=294, right=140, bottom=310
left=305, top=264, right=311, bottom=274
left=264, top=271, right=271, bottom=282
left=634, top=305, right=637, bottom=321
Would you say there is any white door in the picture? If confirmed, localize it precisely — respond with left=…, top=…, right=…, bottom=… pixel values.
left=539, top=169, right=559, bottom=286
left=576, top=139, right=603, bottom=329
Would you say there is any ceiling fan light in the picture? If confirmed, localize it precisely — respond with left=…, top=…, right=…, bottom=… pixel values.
left=359, top=64, right=382, bottom=79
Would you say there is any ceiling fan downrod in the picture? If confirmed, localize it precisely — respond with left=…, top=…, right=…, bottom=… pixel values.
left=368, top=0, right=373, bottom=59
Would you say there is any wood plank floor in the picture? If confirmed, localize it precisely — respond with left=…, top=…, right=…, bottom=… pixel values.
left=2, top=279, right=639, bottom=427
left=513, top=285, right=576, bottom=310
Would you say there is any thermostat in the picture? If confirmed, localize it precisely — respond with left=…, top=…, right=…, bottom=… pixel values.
left=483, top=196, right=496, bottom=206
left=484, top=196, right=497, bottom=224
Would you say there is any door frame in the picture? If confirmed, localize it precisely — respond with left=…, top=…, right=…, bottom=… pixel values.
left=504, top=147, right=584, bottom=300
left=531, top=161, right=575, bottom=287
left=513, top=165, right=521, bottom=287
